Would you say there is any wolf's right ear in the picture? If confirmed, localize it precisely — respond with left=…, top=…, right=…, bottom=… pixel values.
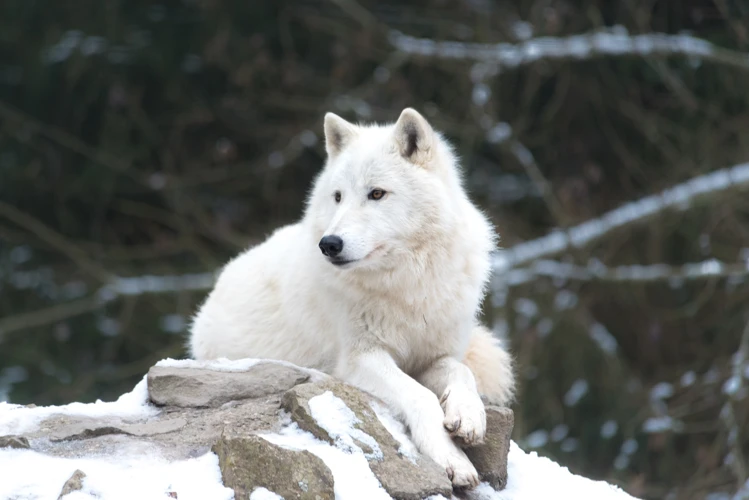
left=324, top=112, right=357, bottom=158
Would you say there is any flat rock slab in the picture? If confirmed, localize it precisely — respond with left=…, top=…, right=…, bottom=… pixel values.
left=147, top=362, right=311, bottom=407
left=464, top=406, right=514, bottom=491
left=283, top=381, right=453, bottom=500
left=212, top=431, right=334, bottom=500
left=46, top=416, right=187, bottom=442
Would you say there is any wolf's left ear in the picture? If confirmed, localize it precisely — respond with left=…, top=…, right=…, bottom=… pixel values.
left=393, top=108, right=434, bottom=165
left=324, top=112, right=357, bottom=158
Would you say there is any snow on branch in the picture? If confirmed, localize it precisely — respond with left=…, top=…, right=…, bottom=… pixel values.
left=493, top=162, right=749, bottom=272
left=389, top=26, right=749, bottom=72
left=97, top=272, right=218, bottom=301
left=505, top=258, right=749, bottom=287
left=721, top=321, right=749, bottom=487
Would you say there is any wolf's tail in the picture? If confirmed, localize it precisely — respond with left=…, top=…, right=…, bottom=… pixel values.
left=462, top=325, right=515, bottom=406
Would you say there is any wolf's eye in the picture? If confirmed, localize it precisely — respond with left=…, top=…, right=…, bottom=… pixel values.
left=334, top=191, right=341, bottom=203
left=368, top=189, right=386, bottom=201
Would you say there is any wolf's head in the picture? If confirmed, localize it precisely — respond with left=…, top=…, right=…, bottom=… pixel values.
left=306, top=108, right=466, bottom=271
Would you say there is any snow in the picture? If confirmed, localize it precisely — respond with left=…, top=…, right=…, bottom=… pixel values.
left=493, top=162, right=749, bottom=272
left=564, top=379, right=589, bottom=407
left=155, top=357, right=262, bottom=371
left=370, top=400, right=419, bottom=462
left=264, top=394, right=639, bottom=500
left=0, top=366, right=640, bottom=500
left=260, top=422, right=391, bottom=500
left=0, top=375, right=157, bottom=435
left=643, top=416, right=681, bottom=433
left=308, top=391, right=383, bottom=460
left=250, top=487, right=284, bottom=500
left=0, top=446, right=233, bottom=500
left=389, top=25, right=746, bottom=74
left=468, top=442, right=638, bottom=500
left=154, top=357, right=329, bottom=381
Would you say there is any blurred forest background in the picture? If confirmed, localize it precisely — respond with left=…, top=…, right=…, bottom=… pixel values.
left=2, top=0, right=749, bottom=499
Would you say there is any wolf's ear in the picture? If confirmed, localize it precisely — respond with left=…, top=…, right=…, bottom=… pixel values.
left=393, top=108, right=434, bottom=165
left=324, top=112, right=357, bottom=158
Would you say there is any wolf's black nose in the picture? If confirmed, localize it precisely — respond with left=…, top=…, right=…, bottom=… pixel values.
left=319, top=235, right=344, bottom=257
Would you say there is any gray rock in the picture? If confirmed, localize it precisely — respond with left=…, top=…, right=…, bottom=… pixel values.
left=123, top=417, right=188, bottom=436
left=48, top=417, right=187, bottom=442
left=58, top=469, right=86, bottom=499
left=212, top=430, right=334, bottom=500
left=51, top=425, right=127, bottom=442
left=7, top=359, right=514, bottom=500
left=283, top=381, right=453, bottom=500
left=0, top=435, right=30, bottom=449
left=29, top=399, right=282, bottom=463
left=147, top=362, right=311, bottom=408
left=464, top=406, right=514, bottom=491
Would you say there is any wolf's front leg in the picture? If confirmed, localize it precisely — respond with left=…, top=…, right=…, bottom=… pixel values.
left=417, top=357, right=486, bottom=446
left=342, top=350, right=480, bottom=489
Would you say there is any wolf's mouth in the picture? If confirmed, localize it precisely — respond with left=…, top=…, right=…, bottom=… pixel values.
left=329, top=258, right=356, bottom=267
left=327, top=244, right=386, bottom=267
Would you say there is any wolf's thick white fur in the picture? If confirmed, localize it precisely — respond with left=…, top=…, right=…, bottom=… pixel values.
left=189, top=108, right=515, bottom=488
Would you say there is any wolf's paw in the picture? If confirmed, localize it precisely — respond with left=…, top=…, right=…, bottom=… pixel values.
left=443, top=449, right=480, bottom=489
left=440, top=384, right=486, bottom=446
left=428, top=439, right=480, bottom=489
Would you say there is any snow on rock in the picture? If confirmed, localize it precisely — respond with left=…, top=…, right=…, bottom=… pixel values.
left=0, top=375, right=157, bottom=435
left=0, top=445, right=232, bottom=500
left=467, top=442, right=638, bottom=500
left=308, top=390, right=383, bottom=460
left=260, top=421, right=392, bottom=500
left=155, top=357, right=263, bottom=371
left=155, top=356, right=329, bottom=381
left=0, top=358, right=640, bottom=500
left=370, top=400, right=419, bottom=463
left=249, top=487, right=285, bottom=500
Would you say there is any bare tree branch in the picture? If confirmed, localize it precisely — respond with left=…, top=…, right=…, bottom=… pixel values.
left=0, top=201, right=113, bottom=284
left=0, top=295, right=102, bottom=339
left=390, top=26, right=749, bottom=73
left=494, top=161, right=749, bottom=272
left=721, top=320, right=749, bottom=488
left=504, top=258, right=749, bottom=287
left=0, top=101, right=146, bottom=185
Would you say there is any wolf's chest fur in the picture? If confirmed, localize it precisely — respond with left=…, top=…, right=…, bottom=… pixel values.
left=343, top=268, right=477, bottom=375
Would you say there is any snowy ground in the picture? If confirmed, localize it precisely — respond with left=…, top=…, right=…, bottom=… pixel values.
left=0, top=366, right=638, bottom=500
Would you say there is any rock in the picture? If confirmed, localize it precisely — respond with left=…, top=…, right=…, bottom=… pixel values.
left=147, top=361, right=311, bottom=407
left=48, top=417, right=187, bottom=442
left=123, top=417, right=188, bottom=437
left=212, top=430, right=334, bottom=500
left=58, top=469, right=86, bottom=499
left=51, top=426, right=126, bottom=442
left=464, top=406, right=514, bottom=491
left=283, top=382, right=453, bottom=500
left=5, top=359, right=514, bottom=500
left=0, top=435, right=30, bottom=449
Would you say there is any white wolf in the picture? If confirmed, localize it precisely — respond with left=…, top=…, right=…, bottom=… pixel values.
left=189, top=108, right=515, bottom=489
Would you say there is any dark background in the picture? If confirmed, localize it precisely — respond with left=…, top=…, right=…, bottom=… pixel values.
left=2, top=1, right=749, bottom=498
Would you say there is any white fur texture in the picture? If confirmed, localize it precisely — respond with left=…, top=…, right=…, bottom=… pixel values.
left=189, top=108, right=515, bottom=489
